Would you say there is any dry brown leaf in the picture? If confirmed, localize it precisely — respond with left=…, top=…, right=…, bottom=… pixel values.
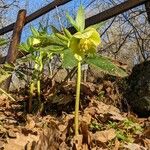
left=59, top=142, right=69, bottom=150
left=80, top=82, right=96, bottom=96
left=109, top=111, right=125, bottom=121
left=0, top=94, right=8, bottom=101
left=113, top=138, right=120, bottom=150
left=82, top=144, right=89, bottom=150
left=72, top=135, right=83, bottom=150
left=7, top=130, right=17, bottom=138
left=82, top=113, right=92, bottom=124
left=80, top=121, right=91, bottom=145
left=143, top=138, right=150, bottom=149
left=93, top=128, right=116, bottom=143
left=32, top=126, right=61, bottom=150
left=84, top=106, right=97, bottom=116
left=25, top=115, right=35, bottom=129
left=143, top=128, right=150, bottom=139
left=123, top=143, right=147, bottom=150
left=0, top=141, right=4, bottom=149
left=58, top=124, right=67, bottom=132
left=4, top=132, right=38, bottom=150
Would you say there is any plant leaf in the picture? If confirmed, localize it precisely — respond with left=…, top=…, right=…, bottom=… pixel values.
left=44, top=45, right=65, bottom=53
left=30, top=26, right=39, bottom=37
left=85, top=55, right=128, bottom=77
left=62, top=49, right=78, bottom=68
left=55, top=33, right=69, bottom=42
left=36, top=34, right=68, bottom=47
left=66, top=12, right=79, bottom=31
left=75, top=5, right=85, bottom=32
left=63, top=28, right=72, bottom=39
left=50, top=25, right=61, bottom=33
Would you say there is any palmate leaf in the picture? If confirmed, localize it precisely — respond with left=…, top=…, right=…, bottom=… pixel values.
left=62, top=49, right=77, bottom=68
left=44, top=45, right=66, bottom=53
left=85, top=55, right=128, bottom=77
left=75, top=5, right=85, bottom=32
left=36, top=34, right=68, bottom=48
left=66, top=12, right=79, bottom=31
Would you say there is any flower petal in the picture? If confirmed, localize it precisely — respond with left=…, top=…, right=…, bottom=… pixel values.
left=87, top=44, right=97, bottom=54
left=88, top=29, right=101, bottom=46
left=69, top=37, right=80, bottom=52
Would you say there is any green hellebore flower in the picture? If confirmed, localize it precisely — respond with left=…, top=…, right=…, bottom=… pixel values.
left=69, top=27, right=101, bottom=61
left=32, top=38, right=41, bottom=46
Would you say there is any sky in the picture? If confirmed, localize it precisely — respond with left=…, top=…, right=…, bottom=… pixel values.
left=4, top=0, right=95, bottom=41
left=2, top=0, right=122, bottom=42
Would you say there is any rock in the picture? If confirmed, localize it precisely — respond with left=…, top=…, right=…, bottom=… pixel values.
left=7, top=130, right=17, bottom=138
left=127, top=61, right=150, bottom=117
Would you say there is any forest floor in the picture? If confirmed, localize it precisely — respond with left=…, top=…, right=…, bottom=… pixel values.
left=0, top=80, right=149, bottom=150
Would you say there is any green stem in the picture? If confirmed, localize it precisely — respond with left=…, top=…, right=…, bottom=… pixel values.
left=75, top=61, right=81, bottom=136
left=29, top=81, right=34, bottom=113
left=37, top=58, right=44, bottom=113
left=49, top=61, right=53, bottom=78
left=0, top=88, right=16, bottom=101
left=37, top=79, right=41, bottom=103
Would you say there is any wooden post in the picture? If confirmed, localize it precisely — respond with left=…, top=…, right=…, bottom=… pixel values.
left=4, top=9, right=26, bottom=91
left=145, top=1, right=150, bottom=23
left=6, top=9, right=26, bottom=63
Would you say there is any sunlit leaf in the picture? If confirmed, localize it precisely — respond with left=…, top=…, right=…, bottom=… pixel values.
left=75, top=5, right=85, bottom=32
left=66, top=12, right=79, bottom=31
left=55, top=33, right=69, bottom=42
left=62, top=49, right=78, bottom=68
left=19, top=43, right=29, bottom=52
left=85, top=55, right=128, bottom=77
left=63, top=28, right=72, bottom=39
left=30, top=26, right=39, bottom=37
left=36, top=34, right=68, bottom=47
left=44, top=45, right=65, bottom=53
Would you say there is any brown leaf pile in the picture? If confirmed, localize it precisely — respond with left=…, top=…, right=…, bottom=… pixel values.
left=0, top=80, right=149, bottom=150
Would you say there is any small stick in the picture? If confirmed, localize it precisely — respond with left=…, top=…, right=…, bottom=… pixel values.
left=0, top=88, right=16, bottom=101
